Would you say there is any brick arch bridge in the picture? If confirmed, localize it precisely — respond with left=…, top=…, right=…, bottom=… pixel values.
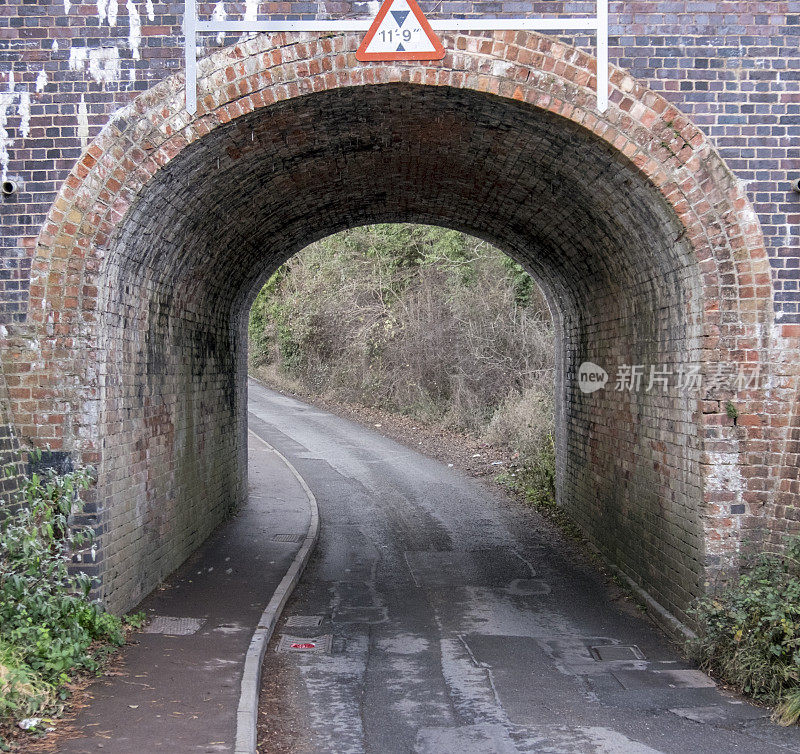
left=4, top=31, right=791, bottom=624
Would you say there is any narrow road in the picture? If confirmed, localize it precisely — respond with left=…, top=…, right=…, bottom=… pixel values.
left=248, top=380, right=800, bottom=754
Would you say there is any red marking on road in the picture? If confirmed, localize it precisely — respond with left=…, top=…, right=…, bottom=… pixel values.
left=290, top=642, right=316, bottom=649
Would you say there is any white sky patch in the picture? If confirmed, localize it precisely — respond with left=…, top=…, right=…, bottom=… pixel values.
left=127, top=0, right=142, bottom=60
left=35, top=70, right=48, bottom=93
left=146, top=0, right=154, bottom=21
left=77, top=96, right=89, bottom=149
left=213, top=2, right=226, bottom=44
left=108, top=0, right=119, bottom=26
left=17, top=91, right=30, bottom=139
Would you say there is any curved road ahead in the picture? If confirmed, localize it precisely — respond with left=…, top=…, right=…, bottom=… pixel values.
left=248, top=380, right=800, bottom=754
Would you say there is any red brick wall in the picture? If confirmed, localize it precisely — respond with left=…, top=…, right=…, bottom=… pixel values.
left=1, top=2, right=797, bottom=323
left=0, top=3, right=797, bottom=619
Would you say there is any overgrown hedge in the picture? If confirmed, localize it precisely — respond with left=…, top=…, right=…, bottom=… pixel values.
left=249, top=224, right=555, bottom=441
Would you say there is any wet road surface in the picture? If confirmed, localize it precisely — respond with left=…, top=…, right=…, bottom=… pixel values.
left=249, top=380, right=800, bottom=754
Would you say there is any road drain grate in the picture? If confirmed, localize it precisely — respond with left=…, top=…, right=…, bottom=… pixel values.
left=143, top=616, right=205, bottom=635
left=273, top=533, right=305, bottom=543
left=277, top=634, right=333, bottom=653
left=590, top=645, right=646, bottom=661
left=285, top=615, right=324, bottom=628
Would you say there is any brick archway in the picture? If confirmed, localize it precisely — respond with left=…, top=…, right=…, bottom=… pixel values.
left=5, top=30, right=781, bottom=621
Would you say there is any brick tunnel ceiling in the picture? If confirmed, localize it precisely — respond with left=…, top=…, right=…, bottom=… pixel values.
left=110, top=83, right=696, bottom=324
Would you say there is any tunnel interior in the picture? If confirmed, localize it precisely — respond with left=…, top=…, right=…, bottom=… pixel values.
left=98, top=83, right=704, bottom=620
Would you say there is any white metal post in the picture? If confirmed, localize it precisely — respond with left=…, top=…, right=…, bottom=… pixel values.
left=184, top=0, right=197, bottom=114
left=596, top=0, right=609, bottom=112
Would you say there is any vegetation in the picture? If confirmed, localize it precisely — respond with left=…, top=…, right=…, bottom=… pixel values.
left=0, top=458, right=125, bottom=745
left=249, top=223, right=555, bottom=445
left=690, top=537, right=800, bottom=725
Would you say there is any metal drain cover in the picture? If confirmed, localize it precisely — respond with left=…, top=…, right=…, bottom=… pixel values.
left=143, top=616, right=205, bottom=635
left=285, top=615, right=324, bottom=628
left=273, top=533, right=305, bottom=543
left=277, top=634, right=333, bottom=653
left=591, top=645, right=646, bottom=661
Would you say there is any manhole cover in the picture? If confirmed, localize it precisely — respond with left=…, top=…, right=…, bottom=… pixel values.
left=591, top=645, right=646, bottom=661
left=273, top=533, right=305, bottom=543
left=277, top=634, right=333, bottom=653
left=611, top=669, right=715, bottom=690
left=285, top=615, right=324, bottom=628
left=143, top=616, right=205, bottom=635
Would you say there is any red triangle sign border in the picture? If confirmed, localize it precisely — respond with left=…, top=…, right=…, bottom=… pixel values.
left=356, top=0, right=445, bottom=62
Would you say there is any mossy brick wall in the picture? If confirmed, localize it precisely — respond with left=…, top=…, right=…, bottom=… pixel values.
left=0, top=2, right=797, bottom=619
left=0, top=367, right=24, bottom=511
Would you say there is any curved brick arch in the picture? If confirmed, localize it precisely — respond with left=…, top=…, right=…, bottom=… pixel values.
left=10, top=31, right=784, bottom=621
left=37, top=33, right=770, bottom=311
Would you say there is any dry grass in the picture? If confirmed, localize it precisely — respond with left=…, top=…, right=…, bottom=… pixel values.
left=485, top=383, right=555, bottom=460
left=0, top=639, right=55, bottom=722
left=249, top=224, right=555, bottom=453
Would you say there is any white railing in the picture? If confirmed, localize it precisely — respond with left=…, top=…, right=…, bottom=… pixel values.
left=183, top=0, right=609, bottom=114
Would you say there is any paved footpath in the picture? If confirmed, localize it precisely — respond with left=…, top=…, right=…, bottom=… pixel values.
left=249, top=381, right=800, bottom=754
left=56, top=425, right=312, bottom=754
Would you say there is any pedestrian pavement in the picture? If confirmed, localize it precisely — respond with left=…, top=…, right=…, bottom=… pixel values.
left=56, top=426, right=312, bottom=754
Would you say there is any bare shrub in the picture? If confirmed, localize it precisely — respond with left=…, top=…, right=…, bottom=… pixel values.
left=249, top=223, right=555, bottom=462
left=485, top=383, right=555, bottom=459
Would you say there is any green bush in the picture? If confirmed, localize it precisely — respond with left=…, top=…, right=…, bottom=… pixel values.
left=495, top=432, right=586, bottom=543
left=0, top=458, right=123, bottom=734
left=0, top=640, right=55, bottom=722
left=690, top=537, right=800, bottom=725
left=517, top=432, right=556, bottom=509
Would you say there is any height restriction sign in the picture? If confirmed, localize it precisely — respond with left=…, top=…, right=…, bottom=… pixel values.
left=356, top=0, right=445, bottom=61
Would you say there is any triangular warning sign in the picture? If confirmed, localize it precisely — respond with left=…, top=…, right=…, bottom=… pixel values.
left=356, top=0, right=445, bottom=62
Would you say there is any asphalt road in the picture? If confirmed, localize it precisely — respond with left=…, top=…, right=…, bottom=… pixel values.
left=248, top=380, right=800, bottom=754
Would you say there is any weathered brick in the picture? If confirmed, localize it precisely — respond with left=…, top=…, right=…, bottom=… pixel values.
left=0, top=4, right=797, bottom=623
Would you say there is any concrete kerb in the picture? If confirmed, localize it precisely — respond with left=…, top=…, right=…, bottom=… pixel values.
left=608, top=564, right=698, bottom=643
left=234, top=428, right=321, bottom=754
